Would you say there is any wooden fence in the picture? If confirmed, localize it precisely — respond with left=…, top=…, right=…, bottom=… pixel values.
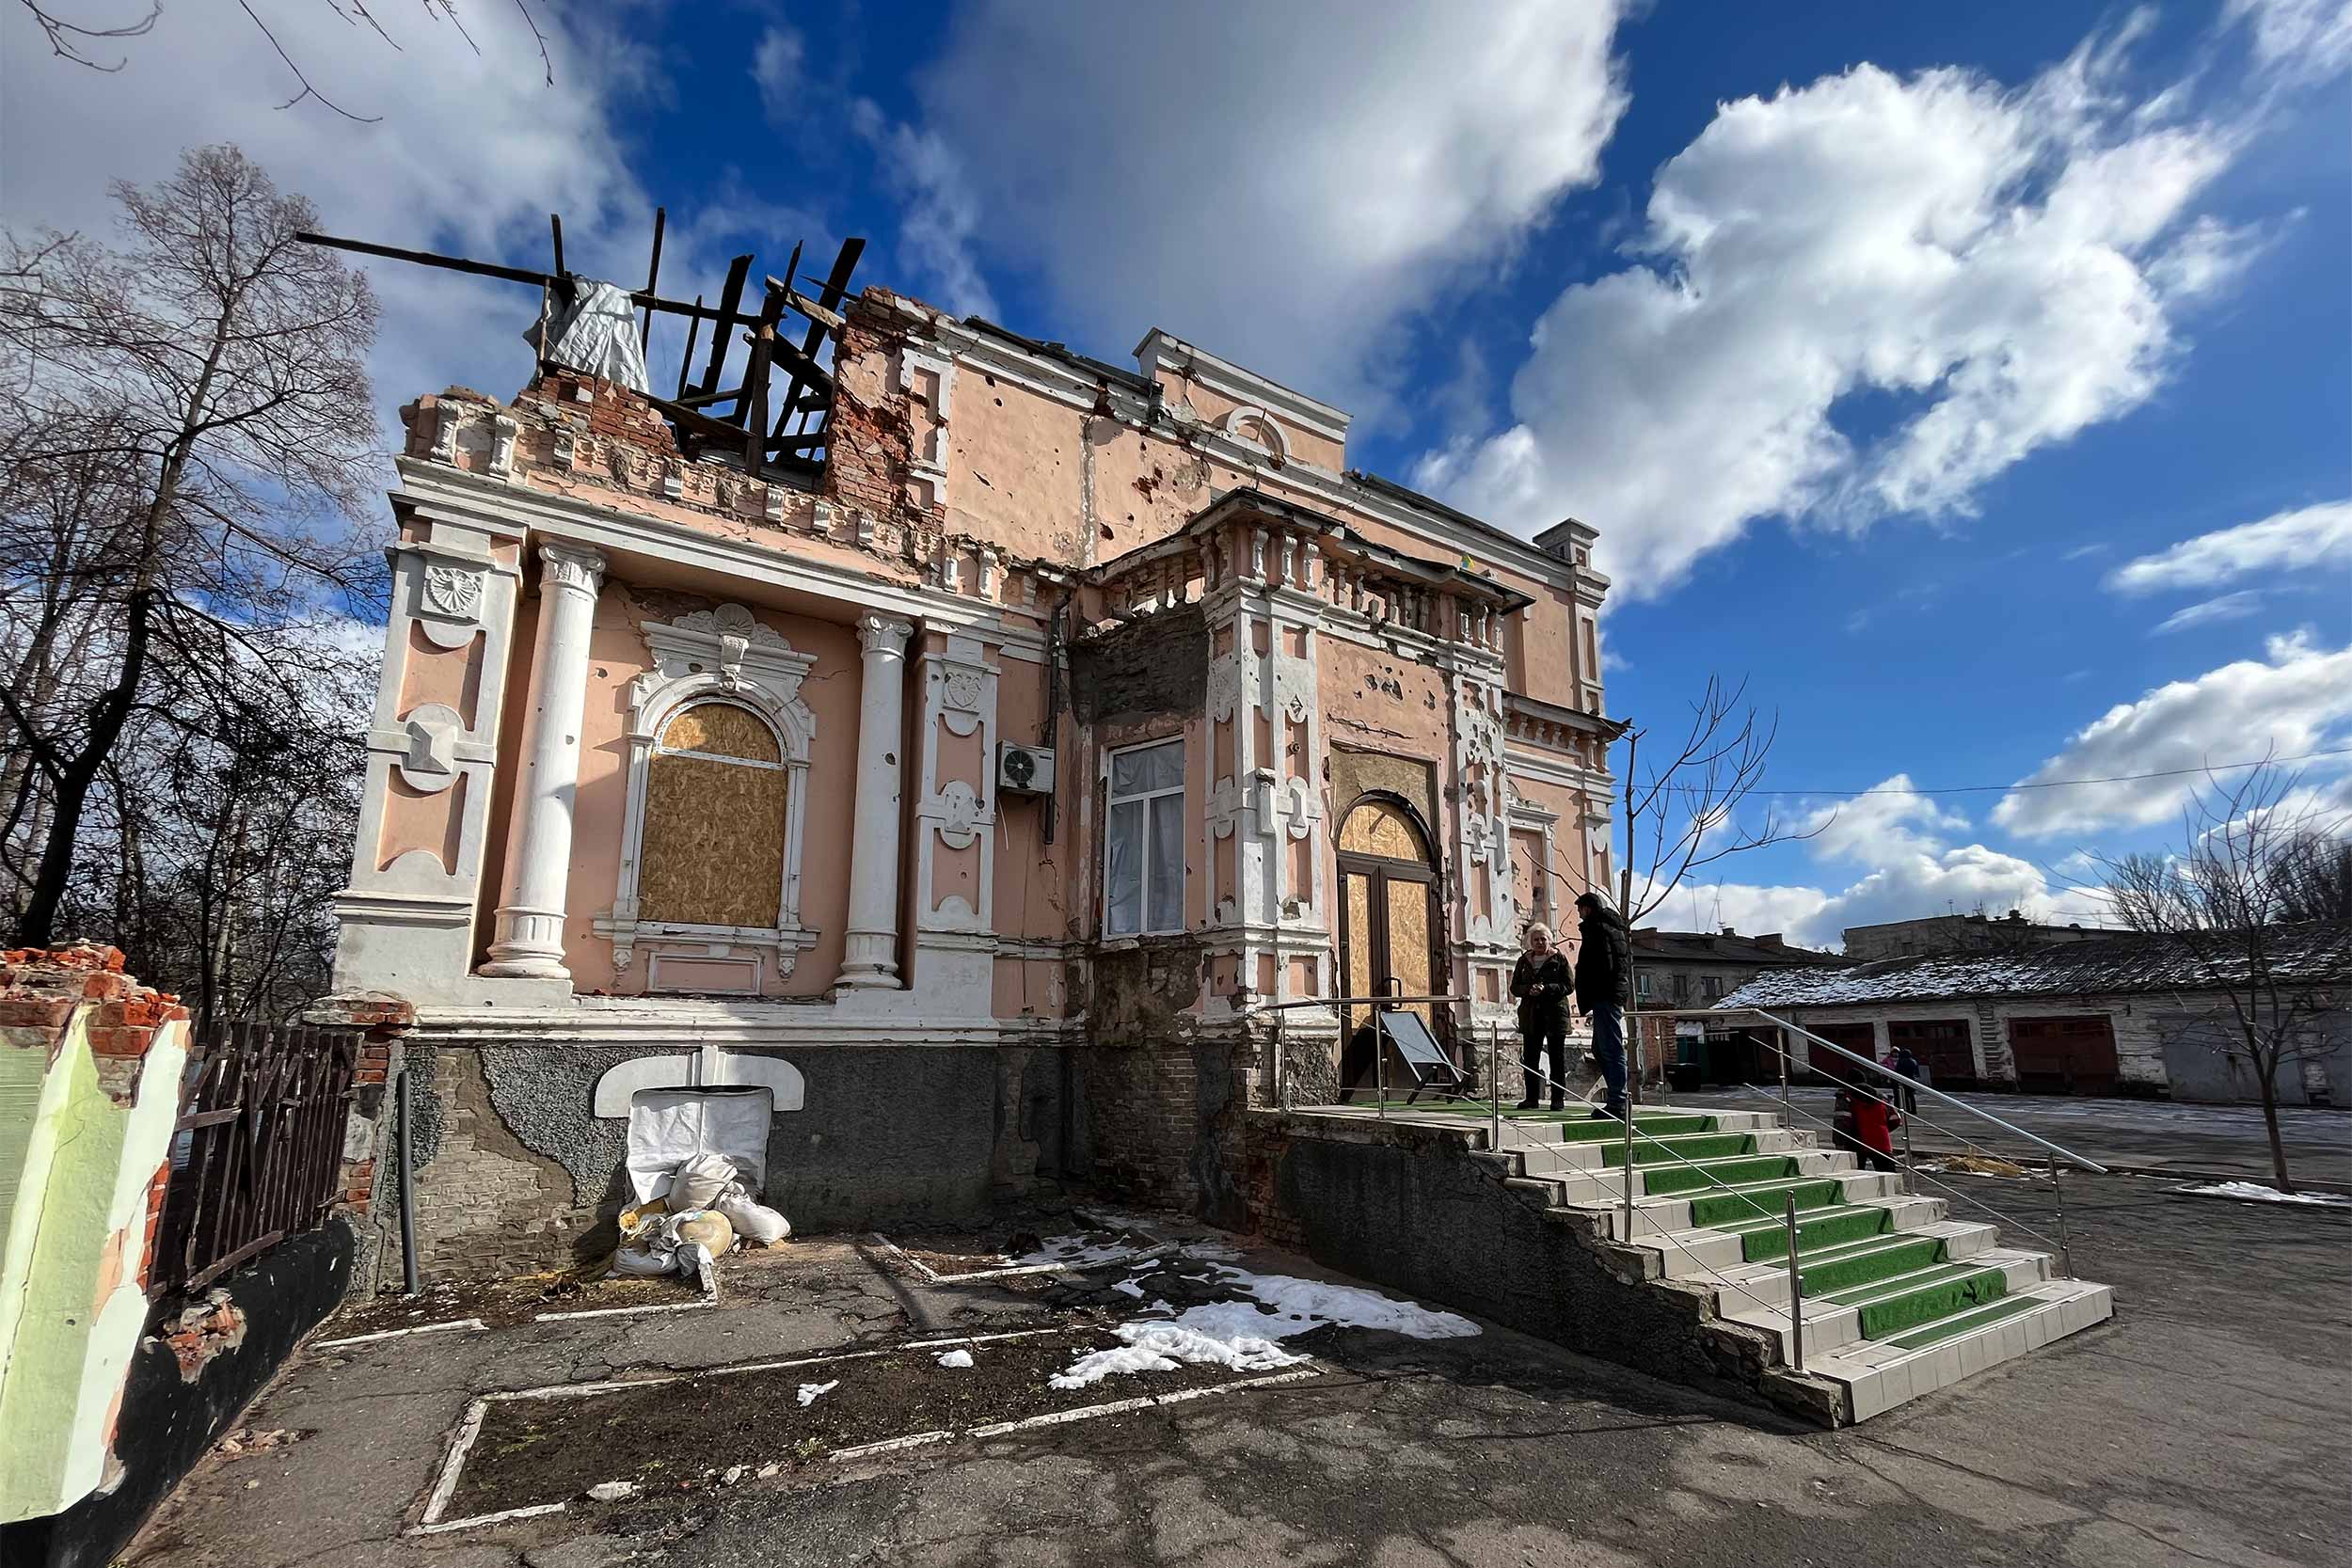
left=150, top=1021, right=359, bottom=1299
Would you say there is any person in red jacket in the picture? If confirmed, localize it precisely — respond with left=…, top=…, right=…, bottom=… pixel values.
left=1833, top=1077, right=1901, bottom=1173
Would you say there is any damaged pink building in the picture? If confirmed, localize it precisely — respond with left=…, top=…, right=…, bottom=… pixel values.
left=327, top=277, right=1618, bottom=1280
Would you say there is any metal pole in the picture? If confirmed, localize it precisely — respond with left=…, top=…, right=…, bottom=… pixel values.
left=1489, top=1021, right=1502, bottom=1148
left=1619, top=1075, right=1636, bottom=1240
left=2051, top=1156, right=2071, bottom=1279
left=397, top=1067, right=421, bottom=1297
left=1777, top=1028, right=1792, bottom=1125
left=1783, top=1193, right=1804, bottom=1371
left=1902, top=1099, right=1915, bottom=1172
left=1375, top=1010, right=1387, bottom=1120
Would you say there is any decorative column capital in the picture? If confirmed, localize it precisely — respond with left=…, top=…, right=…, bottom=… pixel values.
left=538, top=540, right=607, bottom=597
left=857, top=613, right=914, bottom=657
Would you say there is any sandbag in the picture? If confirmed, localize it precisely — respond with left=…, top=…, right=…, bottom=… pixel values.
left=610, top=1243, right=675, bottom=1276
left=664, top=1152, right=740, bottom=1211
left=716, top=1191, right=790, bottom=1246
left=674, top=1208, right=735, bottom=1256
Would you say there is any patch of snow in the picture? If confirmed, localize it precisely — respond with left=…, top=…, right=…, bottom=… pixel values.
left=935, top=1349, right=975, bottom=1368
left=796, top=1380, right=838, bottom=1406
left=1183, top=1267, right=1482, bottom=1342
left=1050, top=1266, right=1478, bottom=1389
left=1048, top=1323, right=1307, bottom=1389
left=1112, top=1277, right=1145, bottom=1298
left=2179, top=1180, right=2352, bottom=1208
left=1014, top=1232, right=1155, bottom=1268
left=586, top=1481, right=638, bottom=1502
left=1179, top=1239, right=1244, bottom=1261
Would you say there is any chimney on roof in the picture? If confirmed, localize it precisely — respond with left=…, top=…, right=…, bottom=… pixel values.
left=1757, top=934, right=1784, bottom=949
left=1721, top=926, right=1737, bottom=937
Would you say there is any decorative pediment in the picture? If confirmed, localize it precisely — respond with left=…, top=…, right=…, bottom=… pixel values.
left=634, top=603, right=818, bottom=748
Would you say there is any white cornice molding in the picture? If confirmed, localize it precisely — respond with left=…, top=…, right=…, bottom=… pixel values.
left=1135, top=328, right=1351, bottom=444
left=390, top=459, right=1046, bottom=659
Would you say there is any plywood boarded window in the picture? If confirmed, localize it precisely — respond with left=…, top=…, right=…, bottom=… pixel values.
left=638, top=700, right=787, bottom=928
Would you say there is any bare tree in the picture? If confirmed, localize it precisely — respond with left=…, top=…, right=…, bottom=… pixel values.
left=2276, top=831, right=2352, bottom=923
left=17, top=1, right=553, bottom=119
left=2094, top=763, right=2351, bottom=1191
left=1609, top=675, right=1827, bottom=1091
left=2, top=143, right=381, bottom=949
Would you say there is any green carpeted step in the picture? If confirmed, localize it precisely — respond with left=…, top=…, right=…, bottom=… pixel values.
left=1601, top=1132, right=1756, bottom=1165
left=1688, top=1178, right=1847, bottom=1228
left=1827, top=1262, right=2010, bottom=1338
left=1797, top=1235, right=1948, bottom=1297
left=1554, top=1113, right=1718, bottom=1142
left=1735, top=1204, right=1893, bottom=1262
left=1640, top=1155, right=1803, bottom=1196
left=1884, top=1292, right=2040, bottom=1352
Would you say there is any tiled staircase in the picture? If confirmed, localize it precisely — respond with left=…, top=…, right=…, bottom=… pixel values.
left=1490, top=1104, right=2112, bottom=1422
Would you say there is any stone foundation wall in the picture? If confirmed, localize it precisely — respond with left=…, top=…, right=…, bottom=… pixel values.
left=369, top=1039, right=1069, bottom=1287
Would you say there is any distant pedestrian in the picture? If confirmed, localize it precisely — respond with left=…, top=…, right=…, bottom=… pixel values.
left=1510, top=923, right=1572, bottom=1112
left=1573, top=889, right=1629, bottom=1120
left=1892, top=1044, right=1926, bottom=1115
left=1833, top=1078, right=1901, bottom=1173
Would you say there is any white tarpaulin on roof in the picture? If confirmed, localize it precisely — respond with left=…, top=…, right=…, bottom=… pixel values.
left=526, top=277, right=651, bottom=392
left=626, top=1087, right=771, bottom=1203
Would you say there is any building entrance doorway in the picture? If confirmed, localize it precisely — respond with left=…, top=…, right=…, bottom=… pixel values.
left=1336, top=796, right=1447, bottom=1092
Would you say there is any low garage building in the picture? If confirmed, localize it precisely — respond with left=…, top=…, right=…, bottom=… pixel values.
left=1704, top=923, right=2352, bottom=1104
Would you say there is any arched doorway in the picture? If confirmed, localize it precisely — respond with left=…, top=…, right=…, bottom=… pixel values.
left=1335, top=795, right=1447, bottom=1092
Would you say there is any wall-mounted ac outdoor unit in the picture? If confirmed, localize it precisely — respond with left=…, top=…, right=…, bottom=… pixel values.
left=997, top=742, right=1056, bottom=796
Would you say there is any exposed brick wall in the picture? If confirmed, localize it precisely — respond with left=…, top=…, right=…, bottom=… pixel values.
left=826, top=295, right=932, bottom=531
left=2, top=945, right=191, bottom=1293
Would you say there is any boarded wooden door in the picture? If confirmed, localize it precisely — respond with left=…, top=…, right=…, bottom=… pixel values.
left=2008, top=1014, right=2120, bottom=1095
left=1889, top=1018, right=1976, bottom=1086
left=1804, top=1022, right=1878, bottom=1077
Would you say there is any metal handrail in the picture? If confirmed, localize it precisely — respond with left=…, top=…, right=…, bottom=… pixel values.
left=1277, top=1003, right=1813, bottom=1362
left=1738, top=1080, right=2074, bottom=1275
left=1747, top=1009, right=2108, bottom=1175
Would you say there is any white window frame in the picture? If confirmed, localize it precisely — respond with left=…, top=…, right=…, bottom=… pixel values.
left=1104, top=737, right=1186, bottom=937
left=596, top=604, right=821, bottom=980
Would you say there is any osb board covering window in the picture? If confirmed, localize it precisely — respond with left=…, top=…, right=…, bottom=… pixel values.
left=639, top=704, right=786, bottom=927
left=1329, top=749, right=1436, bottom=845
left=662, top=703, right=780, bottom=763
left=1339, top=800, right=1428, bottom=863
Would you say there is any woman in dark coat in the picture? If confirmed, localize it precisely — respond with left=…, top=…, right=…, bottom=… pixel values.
left=1510, top=923, right=1573, bottom=1111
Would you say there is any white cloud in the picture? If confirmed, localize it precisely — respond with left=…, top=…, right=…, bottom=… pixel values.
left=1638, top=775, right=2102, bottom=950
left=2149, top=590, right=2266, bottom=634
left=914, top=0, right=1632, bottom=402
left=1993, top=631, right=2352, bottom=837
left=1416, top=30, right=2259, bottom=596
left=2106, top=499, right=2352, bottom=594
left=852, top=102, right=997, bottom=321
left=2227, top=0, right=2352, bottom=84
left=752, top=24, right=806, bottom=119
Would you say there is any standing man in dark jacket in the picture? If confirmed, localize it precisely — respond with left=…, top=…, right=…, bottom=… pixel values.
left=1573, top=889, right=1630, bottom=1119
left=1510, top=924, right=1572, bottom=1111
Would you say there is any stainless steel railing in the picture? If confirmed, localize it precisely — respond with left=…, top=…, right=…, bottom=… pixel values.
left=1737, top=1009, right=2105, bottom=1275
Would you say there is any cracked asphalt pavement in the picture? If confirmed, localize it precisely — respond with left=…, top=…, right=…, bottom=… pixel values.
left=121, top=1181, right=2351, bottom=1568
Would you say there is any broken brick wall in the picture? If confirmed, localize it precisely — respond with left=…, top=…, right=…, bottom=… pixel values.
left=0, top=946, right=194, bottom=1526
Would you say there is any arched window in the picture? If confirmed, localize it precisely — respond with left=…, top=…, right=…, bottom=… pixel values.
left=597, top=602, right=819, bottom=987
left=1338, top=798, right=1431, bottom=863
left=638, top=701, right=788, bottom=927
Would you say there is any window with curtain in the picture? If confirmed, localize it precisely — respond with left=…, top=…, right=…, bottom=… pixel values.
left=1104, top=738, right=1184, bottom=936
left=638, top=701, right=788, bottom=927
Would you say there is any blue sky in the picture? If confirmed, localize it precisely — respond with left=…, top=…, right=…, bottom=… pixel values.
left=7, top=0, right=2348, bottom=947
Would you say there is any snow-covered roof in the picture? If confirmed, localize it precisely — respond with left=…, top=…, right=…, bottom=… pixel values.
left=1715, top=921, right=2352, bottom=1010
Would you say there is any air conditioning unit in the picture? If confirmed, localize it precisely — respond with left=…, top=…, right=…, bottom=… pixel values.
left=997, top=742, right=1056, bottom=796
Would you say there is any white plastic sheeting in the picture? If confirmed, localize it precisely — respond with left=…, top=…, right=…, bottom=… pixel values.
left=525, top=278, right=652, bottom=392
left=627, top=1088, right=771, bottom=1204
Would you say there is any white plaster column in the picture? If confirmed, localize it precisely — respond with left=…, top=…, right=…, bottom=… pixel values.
left=482, top=541, right=608, bottom=978
left=837, top=612, right=915, bottom=988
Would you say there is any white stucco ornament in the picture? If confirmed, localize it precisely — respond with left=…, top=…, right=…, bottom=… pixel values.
left=422, top=563, right=483, bottom=620
left=936, top=780, right=983, bottom=849
left=396, top=704, right=464, bottom=794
